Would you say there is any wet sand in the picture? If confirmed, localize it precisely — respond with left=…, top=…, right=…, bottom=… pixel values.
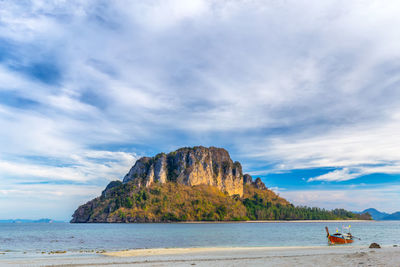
left=1, top=246, right=399, bottom=266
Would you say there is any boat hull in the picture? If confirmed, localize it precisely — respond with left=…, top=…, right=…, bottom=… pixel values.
left=328, top=235, right=354, bottom=244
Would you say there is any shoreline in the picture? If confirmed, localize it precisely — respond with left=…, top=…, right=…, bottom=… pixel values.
left=2, top=246, right=399, bottom=266
left=102, top=245, right=357, bottom=257
left=69, top=219, right=374, bottom=224
left=176, top=219, right=373, bottom=223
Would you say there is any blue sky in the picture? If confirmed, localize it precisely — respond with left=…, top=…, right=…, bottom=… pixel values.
left=1, top=0, right=400, bottom=220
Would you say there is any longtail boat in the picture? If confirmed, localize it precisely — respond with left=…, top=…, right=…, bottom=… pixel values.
left=325, top=226, right=354, bottom=244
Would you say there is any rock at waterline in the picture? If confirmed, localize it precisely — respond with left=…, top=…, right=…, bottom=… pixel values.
left=369, top=243, right=381, bottom=248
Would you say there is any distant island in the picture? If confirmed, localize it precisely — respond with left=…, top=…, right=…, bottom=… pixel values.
left=355, top=208, right=400, bottom=220
left=0, top=218, right=60, bottom=223
left=71, top=146, right=371, bottom=223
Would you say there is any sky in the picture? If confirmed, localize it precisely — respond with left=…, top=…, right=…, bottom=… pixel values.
left=1, top=0, right=400, bottom=220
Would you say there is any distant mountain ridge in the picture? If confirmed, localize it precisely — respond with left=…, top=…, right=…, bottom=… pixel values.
left=0, top=218, right=61, bottom=223
left=356, top=208, right=400, bottom=220
left=381, top=211, right=400, bottom=220
left=360, top=208, right=389, bottom=220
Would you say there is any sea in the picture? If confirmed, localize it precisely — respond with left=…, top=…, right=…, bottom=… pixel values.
left=0, top=221, right=399, bottom=259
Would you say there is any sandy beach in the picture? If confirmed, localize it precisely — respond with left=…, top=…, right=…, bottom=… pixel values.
left=1, top=246, right=399, bottom=267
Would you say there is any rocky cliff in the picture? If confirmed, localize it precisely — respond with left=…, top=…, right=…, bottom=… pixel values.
left=122, top=146, right=251, bottom=196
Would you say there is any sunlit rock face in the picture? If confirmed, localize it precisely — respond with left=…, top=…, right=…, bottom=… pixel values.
left=123, top=146, right=245, bottom=196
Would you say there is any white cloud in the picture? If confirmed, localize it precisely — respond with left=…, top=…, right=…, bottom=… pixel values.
left=308, top=168, right=360, bottom=182
left=126, top=0, right=209, bottom=30
left=0, top=150, right=137, bottom=182
left=245, top=119, right=400, bottom=180
left=0, top=183, right=104, bottom=220
left=281, top=185, right=400, bottom=214
left=0, top=149, right=137, bottom=220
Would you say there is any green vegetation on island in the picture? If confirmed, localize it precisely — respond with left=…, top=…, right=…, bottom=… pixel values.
left=71, top=181, right=370, bottom=222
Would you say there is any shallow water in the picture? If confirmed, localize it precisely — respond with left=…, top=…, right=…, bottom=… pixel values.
left=0, top=221, right=399, bottom=258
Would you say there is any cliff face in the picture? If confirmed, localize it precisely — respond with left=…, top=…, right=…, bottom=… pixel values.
left=123, top=146, right=244, bottom=196
left=70, top=146, right=274, bottom=223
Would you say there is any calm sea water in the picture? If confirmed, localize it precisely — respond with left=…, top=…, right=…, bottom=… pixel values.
left=0, top=221, right=399, bottom=258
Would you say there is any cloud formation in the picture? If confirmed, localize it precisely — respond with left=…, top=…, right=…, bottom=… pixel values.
left=308, top=168, right=359, bottom=182
left=1, top=0, right=400, bottom=218
left=282, top=185, right=400, bottom=213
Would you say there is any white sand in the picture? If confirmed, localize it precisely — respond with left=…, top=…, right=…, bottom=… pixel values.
left=1, top=246, right=399, bottom=266
left=102, top=246, right=318, bottom=257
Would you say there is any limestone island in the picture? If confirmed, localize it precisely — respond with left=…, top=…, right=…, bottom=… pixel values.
left=71, top=146, right=371, bottom=223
